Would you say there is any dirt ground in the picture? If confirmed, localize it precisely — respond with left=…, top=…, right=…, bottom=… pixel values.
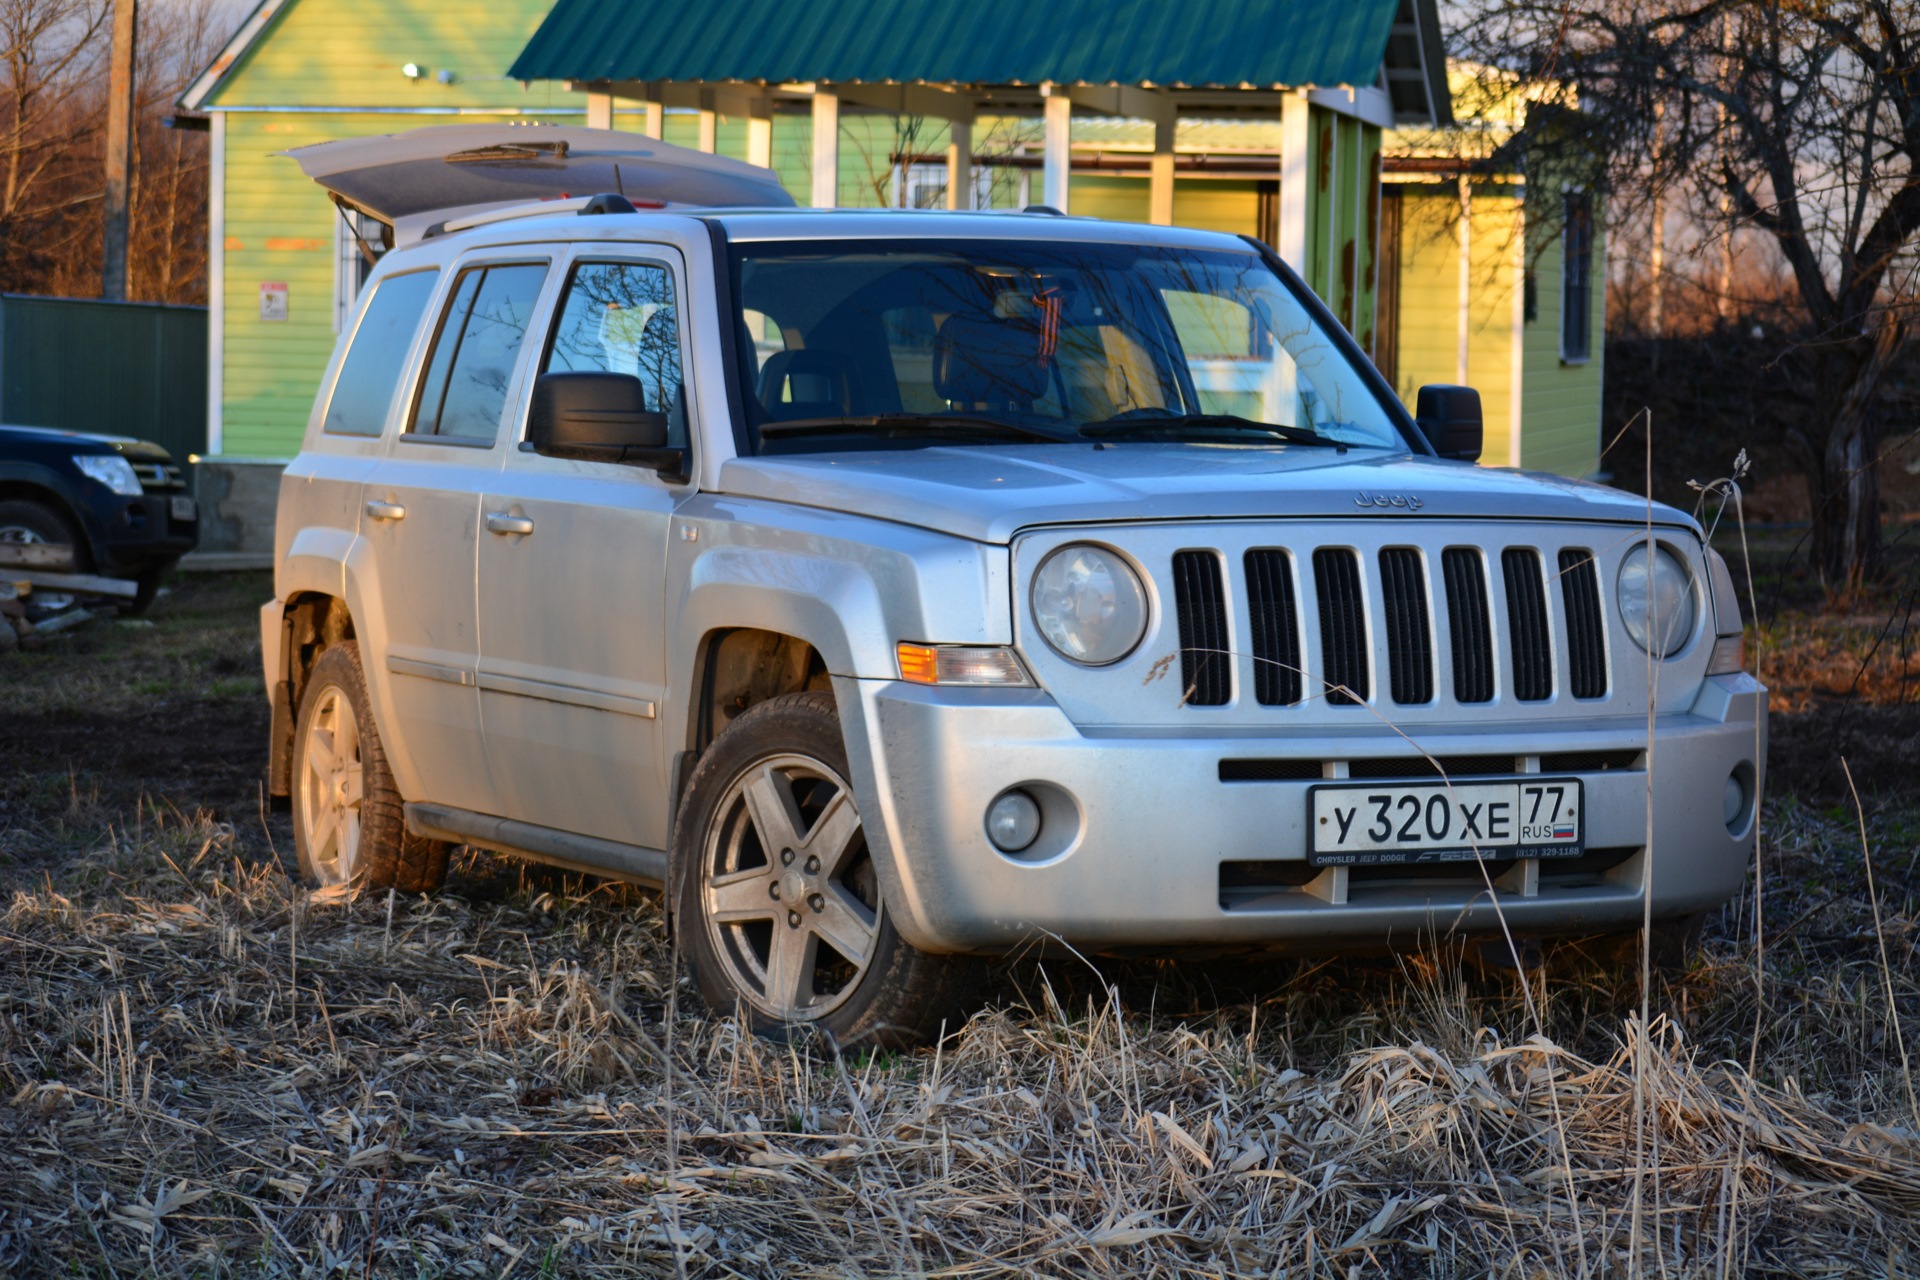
left=1, top=556, right=1917, bottom=1276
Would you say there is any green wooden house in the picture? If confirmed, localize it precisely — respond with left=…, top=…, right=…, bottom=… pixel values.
left=1378, top=69, right=1605, bottom=477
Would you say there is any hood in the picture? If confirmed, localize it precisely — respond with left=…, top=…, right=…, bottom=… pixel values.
left=0, top=422, right=169, bottom=458
left=285, top=123, right=794, bottom=245
left=717, top=443, right=1696, bottom=544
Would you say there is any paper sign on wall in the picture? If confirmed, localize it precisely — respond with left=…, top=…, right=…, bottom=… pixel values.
left=259, top=282, right=289, bottom=321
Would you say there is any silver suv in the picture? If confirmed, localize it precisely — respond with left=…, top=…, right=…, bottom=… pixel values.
left=266, top=130, right=1764, bottom=1045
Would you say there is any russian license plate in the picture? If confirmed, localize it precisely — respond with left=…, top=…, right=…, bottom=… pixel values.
left=170, top=495, right=197, bottom=522
left=1308, top=778, right=1584, bottom=866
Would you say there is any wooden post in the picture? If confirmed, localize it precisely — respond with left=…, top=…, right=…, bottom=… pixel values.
left=1148, top=114, right=1176, bottom=226
left=1041, top=87, right=1070, bottom=212
left=811, top=91, right=838, bottom=207
left=698, top=105, right=717, bottom=153
left=1278, top=93, right=1310, bottom=275
left=946, top=118, right=971, bottom=210
left=747, top=107, right=773, bottom=169
left=101, top=0, right=138, bottom=301
left=644, top=102, right=663, bottom=140
left=586, top=90, right=613, bottom=130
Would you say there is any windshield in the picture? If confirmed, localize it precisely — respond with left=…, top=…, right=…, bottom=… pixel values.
left=728, top=238, right=1411, bottom=453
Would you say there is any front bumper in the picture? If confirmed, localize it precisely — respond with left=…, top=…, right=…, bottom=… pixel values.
left=838, top=674, right=1767, bottom=955
left=87, top=490, right=198, bottom=573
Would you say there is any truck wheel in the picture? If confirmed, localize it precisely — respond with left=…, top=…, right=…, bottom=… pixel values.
left=293, top=641, right=449, bottom=894
left=0, top=498, right=83, bottom=613
left=674, top=692, right=977, bottom=1048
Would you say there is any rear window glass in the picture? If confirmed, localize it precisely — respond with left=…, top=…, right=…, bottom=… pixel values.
left=410, top=262, right=549, bottom=442
left=322, top=270, right=440, bottom=436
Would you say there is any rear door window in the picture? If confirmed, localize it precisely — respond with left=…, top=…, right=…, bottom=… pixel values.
left=322, top=269, right=440, bottom=436
left=410, top=262, right=549, bottom=442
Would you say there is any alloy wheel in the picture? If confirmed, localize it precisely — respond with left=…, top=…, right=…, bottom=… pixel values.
left=297, top=685, right=365, bottom=885
left=0, top=524, right=73, bottom=611
left=700, top=752, right=881, bottom=1022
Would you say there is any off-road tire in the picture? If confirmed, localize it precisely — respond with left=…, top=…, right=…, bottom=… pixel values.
left=673, top=691, right=978, bottom=1048
left=0, top=499, right=85, bottom=615
left=293, top=641, right=450, bottom=893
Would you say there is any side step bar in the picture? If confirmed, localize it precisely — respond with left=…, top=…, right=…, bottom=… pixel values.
left=404, top=802, right=667, bottom=889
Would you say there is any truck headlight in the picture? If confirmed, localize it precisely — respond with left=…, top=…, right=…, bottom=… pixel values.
left=1031, top=543, right=1148, bottom=665
left=1617, top=544, right=1696, bottom=657
left=73, top=453, right=142, bottom=496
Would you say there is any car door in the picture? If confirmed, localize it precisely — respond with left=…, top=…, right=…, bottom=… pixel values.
left=475, top=250, right=691, bottom=849
left=357, top=255, right=552, bottom=816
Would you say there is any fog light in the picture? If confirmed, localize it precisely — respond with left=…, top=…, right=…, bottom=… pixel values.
left=1723, top=767, right=1753, bottom=834
left=986, top=790, right=1041, bottom=853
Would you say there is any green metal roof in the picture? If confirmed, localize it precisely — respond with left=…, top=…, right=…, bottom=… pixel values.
left=510, top=0, right=1403, bottom=92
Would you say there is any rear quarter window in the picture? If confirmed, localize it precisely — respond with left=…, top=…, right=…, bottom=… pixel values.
left=322, top=269, right=441, bottom=436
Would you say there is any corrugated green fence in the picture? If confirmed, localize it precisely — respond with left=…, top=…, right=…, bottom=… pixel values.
left=0, top=295, right=207, bottom=482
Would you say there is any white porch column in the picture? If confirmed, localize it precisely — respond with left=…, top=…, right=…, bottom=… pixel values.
left=747, top=107, right=773, bottom=169
left=1041, top=86, right=1071, bottom=212
left=697, top=107, right=717, bottom=153
left=586, top=90, right=613, bottom=131
left=206, top=110, right=225, bottom=455
left=643, top=101, right=663, bottom=139
left=811, top=91, right=839, bottom=207
left=1148, top=114, right=1176, bottom=226
left=946, top=118, right=971, bottom=209
left=1278, top=91, right=1311, bottom=274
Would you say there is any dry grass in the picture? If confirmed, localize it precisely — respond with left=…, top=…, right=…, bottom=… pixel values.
left=1, top=801, right=1916, bottom=1278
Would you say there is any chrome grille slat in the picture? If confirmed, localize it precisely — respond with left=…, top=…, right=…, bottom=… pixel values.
left=1244, top=548, right=1302, bottom=706
left=1171, top=550, right=1231, bottom=707
left=1311, top=548, right=1368, bottom=706
left=1378, top=547, right=1433, bottom=704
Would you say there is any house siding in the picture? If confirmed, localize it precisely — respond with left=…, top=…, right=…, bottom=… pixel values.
left=1389, top=181, right=1523, bottom=468
left=1519, top=185, right=1604, bottom=477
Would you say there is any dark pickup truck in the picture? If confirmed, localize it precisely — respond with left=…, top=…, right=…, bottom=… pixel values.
left=0, top=423, right=198, bottom=615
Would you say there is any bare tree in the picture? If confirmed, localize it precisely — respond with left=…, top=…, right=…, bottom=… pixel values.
left=1459, top=0, right=1920, bottom=590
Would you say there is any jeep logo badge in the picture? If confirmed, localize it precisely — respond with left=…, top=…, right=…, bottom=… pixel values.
left=1355, top=491, right=1424, bottom=511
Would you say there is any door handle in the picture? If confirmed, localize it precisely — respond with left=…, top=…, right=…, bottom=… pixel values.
left=485, top=512, right=535, bottom=536
left=365, top=500, right=406, bottom=522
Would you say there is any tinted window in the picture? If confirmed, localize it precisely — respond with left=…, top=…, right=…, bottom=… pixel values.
left=730, top=240, right=1406, bottom=453
left=411, top=262, right=549, bottom=441
left=544, top=261, right=687, bottom=445
left=322, top=269, right=440, bottom=436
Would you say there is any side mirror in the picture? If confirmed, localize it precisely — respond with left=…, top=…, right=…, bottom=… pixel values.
left=527, top=372, right=683, bottom=476
left=1414, top=384, right=1483, bottom=462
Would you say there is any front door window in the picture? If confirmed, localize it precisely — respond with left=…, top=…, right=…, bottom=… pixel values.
left=544, top=260, right=687, bottom=446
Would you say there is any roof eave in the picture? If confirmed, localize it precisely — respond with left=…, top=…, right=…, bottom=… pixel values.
left=176, top=0, right=295, bottom=113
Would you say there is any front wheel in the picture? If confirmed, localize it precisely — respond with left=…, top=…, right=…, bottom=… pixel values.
left=674, top=692, right=977, bottom=1048
left=292, top=641, right=450, bottom=893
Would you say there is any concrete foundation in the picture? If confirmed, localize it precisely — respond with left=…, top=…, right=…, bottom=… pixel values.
left=180, top=458, right=284, bottom=569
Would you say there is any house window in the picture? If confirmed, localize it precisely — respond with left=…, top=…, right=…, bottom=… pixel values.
left=891, top=162, right=990, bottom=210
left=1561, top=192, right=1593, bottom=362
left=333, top=209, right=385, bottom=333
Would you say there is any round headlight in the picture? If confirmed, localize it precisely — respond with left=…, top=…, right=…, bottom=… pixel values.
left=1617, top=545, right=1696, bottom=657
left=1031, top=543, right=1149, bottom=665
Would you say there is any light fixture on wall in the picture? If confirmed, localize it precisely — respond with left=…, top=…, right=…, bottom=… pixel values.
left=402, top=63, right=422, bottom=79
left=436, top=69, right=457, bottom=85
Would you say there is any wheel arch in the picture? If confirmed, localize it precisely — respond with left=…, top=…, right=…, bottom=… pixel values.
left=0, top=474, right=96, bottom=570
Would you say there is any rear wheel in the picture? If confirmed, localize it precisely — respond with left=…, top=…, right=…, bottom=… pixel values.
left=293, top=641, right=449, bottom=893
left=0, top=498, right=82, bottom=614
left=674, top=692, right=977, bottom=1048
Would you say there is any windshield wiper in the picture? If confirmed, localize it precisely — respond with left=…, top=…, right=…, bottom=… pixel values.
left=1079, top=413, right=1342, bottom=448
left=757, top=413, right=1074, bottom=444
